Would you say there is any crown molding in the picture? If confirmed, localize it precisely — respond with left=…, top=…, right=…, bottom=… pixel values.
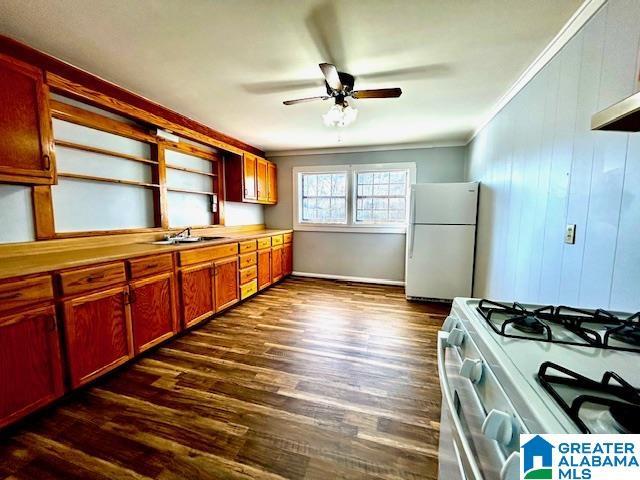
left=266, top=139, right=467, bottom=157
left=466, top=0, right=607, bottom=144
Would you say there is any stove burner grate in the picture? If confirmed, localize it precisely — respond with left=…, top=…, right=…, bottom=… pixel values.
left=477, top=299, right=640, bottom=353
left=538, top=362, right=640, bottom=434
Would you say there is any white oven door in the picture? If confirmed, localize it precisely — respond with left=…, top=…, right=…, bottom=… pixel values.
left=437, top=330, right=510, bottom=480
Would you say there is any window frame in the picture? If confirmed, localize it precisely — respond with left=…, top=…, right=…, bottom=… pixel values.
left=292, top=162, right=416, bottom=234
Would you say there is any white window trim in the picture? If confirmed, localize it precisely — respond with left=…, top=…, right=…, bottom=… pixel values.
left=292, top=162, right=416, bottom=234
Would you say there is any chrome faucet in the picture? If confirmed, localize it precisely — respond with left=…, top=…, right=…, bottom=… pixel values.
left=165, top=227, right=192, bottom=241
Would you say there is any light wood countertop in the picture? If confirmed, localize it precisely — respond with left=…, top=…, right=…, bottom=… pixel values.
left=0, top=229, right=292, bottom=280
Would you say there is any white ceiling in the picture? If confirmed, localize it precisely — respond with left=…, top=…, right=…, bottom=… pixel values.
left=0, top=0, right=583, bottom=153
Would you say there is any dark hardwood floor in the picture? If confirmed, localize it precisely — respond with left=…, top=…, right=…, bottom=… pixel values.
left=0, top=277, right=447, bottom=480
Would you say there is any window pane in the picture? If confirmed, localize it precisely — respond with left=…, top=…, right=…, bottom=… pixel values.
left=354, top=168, right=409, bottom=225
left=299, top=171, right=347, bottom=224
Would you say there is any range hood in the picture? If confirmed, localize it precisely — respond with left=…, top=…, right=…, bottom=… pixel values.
left=591, top=90, right=640, bottom=131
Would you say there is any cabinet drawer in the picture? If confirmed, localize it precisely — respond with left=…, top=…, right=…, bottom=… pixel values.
left=239, top=252, right=257, bottom=269
left=239, top=266, right=257, bottom=285
left=283, top=232, right=293, bottom=244
left=271, top=234, right=283, bottom=246
left=239, top=240, right=257, bottom=253
left=127, top=254, right=173, bottom=279
left=179, top=243, right=238, bottom=266
left=0, top=275, right=54, bottom=315
left=59, top=263, right=126, bottom=296
left=257, top=237, right=271, bottom=249
left=240, top=279, right=258, bottom=300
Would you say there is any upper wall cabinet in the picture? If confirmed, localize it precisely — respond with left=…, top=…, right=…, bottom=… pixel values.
left=225, top=153, right=277, bottom=205
left=0, top=54, right=55, bottom=185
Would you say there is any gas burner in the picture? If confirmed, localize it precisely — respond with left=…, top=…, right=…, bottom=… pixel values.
left=477, top=299, right=640, bottom=353
left=511, top=314, right=546, bottom=334
left=538, top=362, right=640, bottom=433
left=610, top=404, right=640, bottom=433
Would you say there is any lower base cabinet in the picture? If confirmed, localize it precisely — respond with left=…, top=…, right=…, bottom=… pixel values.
left=214, top=256, right=239, bottom=310
left=179, top=263, right=215, bottom=328
left=257, top=248, right=271, bottom=290
left=0, top=306, right=64, bottom=428
left=62, top=286, right=133, bottom=388
left=271, top=245, right=283, bottom=282
left=283, top=243, right=293, bottom=276
left=130, top=272, right=177, bottom=353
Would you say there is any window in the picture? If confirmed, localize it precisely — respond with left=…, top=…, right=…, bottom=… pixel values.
left=355, top=169, right=408, bottom=224
left=300, top=172, right=347, bottom=224
left=293, top=162, right=415, bottom=233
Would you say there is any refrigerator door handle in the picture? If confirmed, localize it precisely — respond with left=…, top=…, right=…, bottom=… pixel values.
left=408, top=186, right=416, bottom=258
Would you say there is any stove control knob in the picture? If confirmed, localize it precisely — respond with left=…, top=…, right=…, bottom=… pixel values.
left=501, top=452, right=520, bottom=480
left=482, top=409, right=514, bottom=445
left=446, top=328, right=465, bottom=347
left=442, top=315, right=457, bottom=332
left=460, top=358, right=483, bottom=383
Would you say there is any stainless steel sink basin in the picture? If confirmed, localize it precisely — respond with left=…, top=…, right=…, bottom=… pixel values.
left=148, top=235, right=228, bottom=245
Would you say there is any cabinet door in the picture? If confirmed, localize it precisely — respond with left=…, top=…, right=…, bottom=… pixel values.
left=179, top=263, right=215, bottom=328
left=243, top=153, right=257, bottom=201
left=63, top=286, right=133, bottom=388
left=256, top=157, right=269, bottom=203
left=0, top=53, right=54, bottom=185
left=130, top=272, right=177, bottom=354
left=0, top=306, right=64, bottom=428
left=257, top=249, right=271, bottom=290
left=214, top=256, right=239, bottom=311
left=271, top=245, right=283, bottom=283
left=267, top=161, right=277, bottom=204
left=283, top=243, right=293, bottom=276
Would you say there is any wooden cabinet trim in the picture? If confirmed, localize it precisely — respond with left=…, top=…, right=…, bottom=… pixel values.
left=239, top=252, right=257, bottom=269
left=239, top=265, right=257, bottom=285
left=271, top=234, right=284, bottom=246
left=179, top=243, right=238, bottom=266
left=239, top=239, right=257, bottom=254
left=240, top=279, right=258, bottom=300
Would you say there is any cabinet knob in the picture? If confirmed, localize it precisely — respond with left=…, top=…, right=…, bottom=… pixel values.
left=43, top=154, right=51, bottom=170
left=482, top=409, right=515, bottom=446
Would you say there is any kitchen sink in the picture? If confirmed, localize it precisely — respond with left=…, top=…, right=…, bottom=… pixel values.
left=148, top=236, right=229, bottom=245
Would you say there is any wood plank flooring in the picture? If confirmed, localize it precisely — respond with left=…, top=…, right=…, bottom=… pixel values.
left=0, top=277, right=448, bottom=480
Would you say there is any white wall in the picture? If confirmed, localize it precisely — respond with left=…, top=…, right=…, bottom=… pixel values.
left=467, top=0, right=640, bottom=311
left=265, top=147, right=467, bottom=282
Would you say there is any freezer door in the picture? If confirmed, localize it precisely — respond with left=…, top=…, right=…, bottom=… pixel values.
left=405, top=224, right=475, bottom=300
left=412, top=182, right=478, bottom=225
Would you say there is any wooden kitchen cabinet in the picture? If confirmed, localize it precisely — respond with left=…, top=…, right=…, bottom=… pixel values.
left=267, top=161, right=277, bottom=203
left=243, top=153, right=257, bottom=201
left=0, top=305, right=64, bottom=428
left=257, top=157, right=269, bottom=202
left=257, top=248, right=271, bottom=290
left=225, top=153, right=277, bottom=204
left=62, top=285, right=133, bottom=388
left=179, top=262, right=215, bottom=328
left=271, top=245, right=283, bottom=283
left=0, top=53, right=55, bottom=185
left=283, top=242, right=293, bottom=276
left=130, top=272, right=177, bottom=353
left=214, top=256, right=239, bottom=311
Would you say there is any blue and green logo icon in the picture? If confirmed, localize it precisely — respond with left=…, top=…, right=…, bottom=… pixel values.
left=522, top=435, right=554, bottom=479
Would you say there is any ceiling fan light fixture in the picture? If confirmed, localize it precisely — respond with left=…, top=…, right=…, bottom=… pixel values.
left=322, top=101, right=358, bottom=127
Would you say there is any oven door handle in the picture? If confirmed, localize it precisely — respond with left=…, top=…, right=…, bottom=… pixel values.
left=438, top=331, right=484, bottom=480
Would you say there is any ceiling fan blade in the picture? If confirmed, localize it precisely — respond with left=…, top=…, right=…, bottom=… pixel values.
left=319, top=63, right=344, bottom=92
left=283, top=96, right=330, bottom=105
left=351, top=88, right=402, bottom=99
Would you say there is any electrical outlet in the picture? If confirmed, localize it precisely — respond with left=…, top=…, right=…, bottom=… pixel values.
left=565, top=224, right=576, bottom=244
left=211, top=194, right=218, bottom=213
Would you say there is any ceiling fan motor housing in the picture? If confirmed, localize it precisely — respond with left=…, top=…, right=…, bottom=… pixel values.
left=325, top=71, right=355, bottom=96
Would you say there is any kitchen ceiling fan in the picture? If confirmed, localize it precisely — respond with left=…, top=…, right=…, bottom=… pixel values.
left=283, top=63, right=402, bottom=127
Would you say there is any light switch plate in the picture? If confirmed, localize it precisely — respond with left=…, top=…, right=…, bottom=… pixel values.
left=565, top=224, right=576, bottom=244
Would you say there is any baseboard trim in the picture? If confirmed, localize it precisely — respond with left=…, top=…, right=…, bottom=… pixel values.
left=292, top=271, right=405, bottom=286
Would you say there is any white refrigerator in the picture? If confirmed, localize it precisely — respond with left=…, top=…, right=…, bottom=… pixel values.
left=405, top=182, right=478, bottom=300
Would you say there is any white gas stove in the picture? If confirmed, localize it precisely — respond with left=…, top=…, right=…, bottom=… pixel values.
left=437, top=297, right=640, bottom=480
